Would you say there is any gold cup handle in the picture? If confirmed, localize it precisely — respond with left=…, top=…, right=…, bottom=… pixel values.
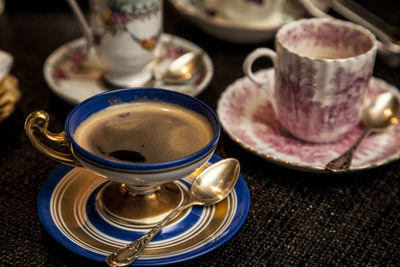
left=25, top=110, right=81, bottom=167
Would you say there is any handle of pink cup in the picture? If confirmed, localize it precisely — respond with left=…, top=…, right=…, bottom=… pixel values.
left=243, top=47, right=278, bottom=113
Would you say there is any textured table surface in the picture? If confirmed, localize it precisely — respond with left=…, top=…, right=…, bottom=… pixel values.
left=1, top=0, right=400, bottom=266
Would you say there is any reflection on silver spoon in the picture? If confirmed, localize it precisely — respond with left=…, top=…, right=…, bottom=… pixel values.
left=145, top=50, right=204, bottom=86
left=326, top=92, right=400, bottom=172
left=105, top=158, right=241, bottom=266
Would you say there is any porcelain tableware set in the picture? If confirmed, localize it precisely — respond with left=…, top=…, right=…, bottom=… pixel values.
left=218, top=16, right=400, bottom=173
left=183, top=0, right=400, bottom=173
left=24, top=0, right=400, bottom=265
left=31, top=1, right=247, bottom=264
left=27, top=88, right=251, bottom=265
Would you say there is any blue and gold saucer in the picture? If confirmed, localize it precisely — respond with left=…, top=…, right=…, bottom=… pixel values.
left=37, top=154, right=250, bottom=265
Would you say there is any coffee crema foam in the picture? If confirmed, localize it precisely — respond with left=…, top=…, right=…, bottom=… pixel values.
left=73, top=101, right=214, bottom=164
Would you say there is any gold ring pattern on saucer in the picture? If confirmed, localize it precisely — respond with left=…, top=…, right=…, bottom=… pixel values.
left=49, top=164, right=237, bottom=258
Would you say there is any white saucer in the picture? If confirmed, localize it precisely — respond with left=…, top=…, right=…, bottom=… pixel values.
left=43, top=34, right=213, bottom=105
left=217, top=68, right=400, bottom=173
left=169, top=0, right=329, bottom=44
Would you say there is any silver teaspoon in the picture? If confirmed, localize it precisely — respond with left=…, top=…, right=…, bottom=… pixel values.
left=105, top=158, right=241, bottom=266
left=146, top=51, right=203, bottom=86
left=326, top=92, right=400, bottom=172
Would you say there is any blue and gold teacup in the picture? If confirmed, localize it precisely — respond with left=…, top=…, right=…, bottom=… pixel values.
left=25, top=88, right=220, bottom=225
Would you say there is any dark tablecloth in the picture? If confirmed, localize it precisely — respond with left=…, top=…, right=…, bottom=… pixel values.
left=1, top=0, right=400, bottom=266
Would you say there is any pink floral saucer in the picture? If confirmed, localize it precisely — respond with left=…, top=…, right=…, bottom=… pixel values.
left=217, top=68, right=400, bottom=173
left=43, top=34, right=213, bottom=105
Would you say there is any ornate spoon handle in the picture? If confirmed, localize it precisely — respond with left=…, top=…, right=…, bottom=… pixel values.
left=325, top=129, right=371, bottom=172
left=105, top=201, right=194, bottom=267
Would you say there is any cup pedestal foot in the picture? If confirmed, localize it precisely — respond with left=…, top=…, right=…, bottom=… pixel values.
left=96, top=181, right=187, bottom=226
left=102, top=68, right=152, bottom=89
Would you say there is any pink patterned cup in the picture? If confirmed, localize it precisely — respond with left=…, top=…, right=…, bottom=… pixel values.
left=243, top=18, right=377, bottom=143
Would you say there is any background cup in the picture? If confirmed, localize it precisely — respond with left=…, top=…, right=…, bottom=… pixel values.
left=91, top=0, right=162, bottom=87
left=243, top=18, right=377, bottom=143
left=67, top=0, right=163, bottom=87
left=218, top=0, right=284, bottom=24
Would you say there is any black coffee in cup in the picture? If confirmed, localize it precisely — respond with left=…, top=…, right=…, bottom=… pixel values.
left=73, top=101, right=213, bottom=163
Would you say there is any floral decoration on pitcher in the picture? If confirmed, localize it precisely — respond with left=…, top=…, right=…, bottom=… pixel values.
left=95, top=0, right=161, bottom=51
